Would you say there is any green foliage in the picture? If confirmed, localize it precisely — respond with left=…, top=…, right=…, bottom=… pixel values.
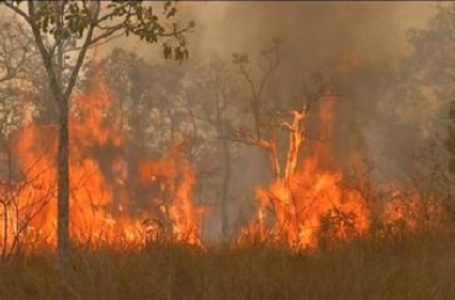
left=5, top=0, right=194, bottom=63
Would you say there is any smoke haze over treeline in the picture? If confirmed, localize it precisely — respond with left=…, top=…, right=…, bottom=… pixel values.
left=113, top=2, right=436, bottom=67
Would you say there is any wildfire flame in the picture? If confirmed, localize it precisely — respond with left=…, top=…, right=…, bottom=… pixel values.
left=239, top=95, right=442, bottom=249
left=0, top=73, right=203, bottom=253
left=0, top=70, right=443, bottom=255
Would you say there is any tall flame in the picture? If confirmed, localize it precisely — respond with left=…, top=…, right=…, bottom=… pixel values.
left=0, top=72, right=443, bottom=254
left=239, top=95, right=440, bottom=249
left=0, top=73, right=202, bottom=253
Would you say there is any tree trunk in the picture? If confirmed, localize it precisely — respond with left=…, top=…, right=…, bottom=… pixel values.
left=55, top=31, right=70, bottom=267
left=57, top=93, right=70, bottom=266
left=220, top=136, right=231, bottom=242
left=2, top=146, right=13, bottom=259
left=2, top=202, right=8, bottom=259
left=284, top=111, right=305, bottom=184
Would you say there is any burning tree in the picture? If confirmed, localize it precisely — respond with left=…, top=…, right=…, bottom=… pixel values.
left=231, top=40, right=370, bottom=248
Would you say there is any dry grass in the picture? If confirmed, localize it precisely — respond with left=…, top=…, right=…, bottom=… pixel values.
left=1, top=231, right=455, bottom=300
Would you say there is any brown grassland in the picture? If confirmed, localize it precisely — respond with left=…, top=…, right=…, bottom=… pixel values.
left=1, top=228, right=455, bottom=300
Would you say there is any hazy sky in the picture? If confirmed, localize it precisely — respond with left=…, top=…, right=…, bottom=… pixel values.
left=109, top=1, right=439, bottom=69
left=0, top=2, right=439, bottom=68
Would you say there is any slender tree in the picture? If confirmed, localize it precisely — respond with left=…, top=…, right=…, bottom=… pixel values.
left=2, top=0, right=193, bottom=269
left=184, top=60, right=241, bottom=242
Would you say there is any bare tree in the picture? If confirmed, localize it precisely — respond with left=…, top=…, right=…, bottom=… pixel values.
left=182, top=60, right=241, bottom=241
left=231, top=39, right=282, bottom=179
left=231, top=40, right=334, bottom=243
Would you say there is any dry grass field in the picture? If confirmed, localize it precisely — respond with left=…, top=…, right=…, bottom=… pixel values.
left=1, top=229, right=455, bottom=300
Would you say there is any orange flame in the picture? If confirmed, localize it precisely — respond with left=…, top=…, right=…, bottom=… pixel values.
left=138, top=143, right=203, bottom=246
left=0, top=71, right=443, bottom=254
left=0, top=73, right=203, bottom=253
left=239, top=95, right=441, bottom=250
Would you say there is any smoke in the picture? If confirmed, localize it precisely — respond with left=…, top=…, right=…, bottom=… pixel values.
left=91, top=2, right=451, bottom=243
left=165, top=2, right=444, bottom=231
left=182, top=2, right=436, bottom=68
left=183, top=2, right=441, bottom=184
left=109, top=2, right=436, bottom=68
